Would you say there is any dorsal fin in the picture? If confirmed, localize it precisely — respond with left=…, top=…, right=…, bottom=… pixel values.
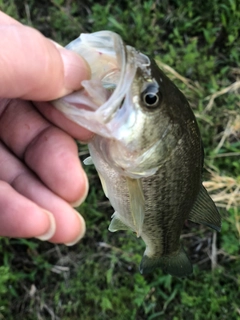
left=188, top=184, right=221, bottom=231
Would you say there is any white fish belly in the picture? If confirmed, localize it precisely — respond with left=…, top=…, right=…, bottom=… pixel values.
left=88, top=141, right=134, bottom=229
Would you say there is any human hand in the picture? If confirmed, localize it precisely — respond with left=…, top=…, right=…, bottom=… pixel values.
left=0, top=11, right=93, bottom=245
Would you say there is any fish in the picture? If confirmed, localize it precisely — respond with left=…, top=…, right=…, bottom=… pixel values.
left=53, top=31, right=221, bottom=277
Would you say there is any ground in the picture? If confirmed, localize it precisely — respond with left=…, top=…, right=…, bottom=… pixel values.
left=0, top=1, right=239, bottom=319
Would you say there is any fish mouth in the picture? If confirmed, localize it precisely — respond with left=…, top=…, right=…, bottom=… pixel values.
left=52, top=31, right=139, bottom=138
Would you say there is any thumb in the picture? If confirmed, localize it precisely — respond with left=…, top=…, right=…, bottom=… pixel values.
left=0, top=24, right=90, bottom=100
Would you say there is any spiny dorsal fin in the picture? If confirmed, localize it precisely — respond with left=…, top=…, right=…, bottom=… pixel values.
left=140, top=246, right=193, bottom=277
left=126, top=177, right=145, bottom=238
left=188, top=184, right=221, bottom=232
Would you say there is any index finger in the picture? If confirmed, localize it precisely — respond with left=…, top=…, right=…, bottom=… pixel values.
left=0, top=19, right=90, bottom=100
left=0, top=11, right=21, bottom=25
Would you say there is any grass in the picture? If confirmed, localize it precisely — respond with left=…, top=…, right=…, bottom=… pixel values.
left=0, top=0, right=239, bottom=319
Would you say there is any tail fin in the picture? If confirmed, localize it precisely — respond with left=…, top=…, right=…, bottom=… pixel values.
left=139, top=247, right=192, bottom=277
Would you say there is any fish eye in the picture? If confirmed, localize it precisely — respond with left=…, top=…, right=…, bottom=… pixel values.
left=144, top=92, right=159, bottom=106
left=141, top=84, right=161, bottom=108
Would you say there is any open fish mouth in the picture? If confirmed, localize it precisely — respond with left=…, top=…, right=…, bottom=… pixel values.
left=53, top=31, right=143, bottom=138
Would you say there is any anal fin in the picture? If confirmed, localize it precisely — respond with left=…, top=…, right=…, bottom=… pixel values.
left=140, top=246, right=192, bottom=277
left=188, top=184, right=221, bottom=232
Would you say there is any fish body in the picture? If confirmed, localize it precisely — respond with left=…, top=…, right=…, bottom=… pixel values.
left=53, top=31, right=221, bottom=277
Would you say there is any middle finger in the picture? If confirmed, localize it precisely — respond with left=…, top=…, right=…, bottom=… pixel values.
left=0, top=99, right=88, bottom=204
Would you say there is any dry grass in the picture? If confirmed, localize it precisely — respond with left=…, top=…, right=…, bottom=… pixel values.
left=213, top=111, right=240, bottom=155
left=203, top=170, right=240, bottom=210
left=156, top=59, right=200, bottom=93
left=204, top=80, right=240, bottom=113
left=204, top=170, right=240, bottom=237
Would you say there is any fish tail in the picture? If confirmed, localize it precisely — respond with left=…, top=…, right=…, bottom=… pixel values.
left=139, top=246, right=193, bottom=277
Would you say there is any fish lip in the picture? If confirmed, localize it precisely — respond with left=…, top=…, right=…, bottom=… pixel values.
left=94, top=34, right=129, bottom=123
left=53, top=31, right=139, bottom=138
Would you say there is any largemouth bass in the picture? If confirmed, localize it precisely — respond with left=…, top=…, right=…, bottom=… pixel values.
left=53, top=31, right=221, bottom=277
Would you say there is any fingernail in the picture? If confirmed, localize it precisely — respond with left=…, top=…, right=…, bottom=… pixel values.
left=64, top=212, right=86, bottom=246
left=59, top=48, right=91, bottom=96
left=35, top=210, right=56, bottom=241
left=50, top=40, right=63, bottom=49
left=71, top=171, right=89, bottom=208
left=77, top=132, right=95, bottom=144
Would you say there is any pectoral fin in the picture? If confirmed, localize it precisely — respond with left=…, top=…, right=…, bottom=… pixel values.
left=188, top=184, right=221, bottom=232
left=83, top=156, right=93, bottom=165
left=98, top=172, right=109, bottom=198
left=108, top=213, right=130, bottom=232
left=140, top=246, right=193, bottom=277
left=127, top=177, right=145, bottom=237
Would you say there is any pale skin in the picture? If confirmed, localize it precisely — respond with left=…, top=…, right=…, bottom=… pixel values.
left=0, top=11, right=93, bottom=245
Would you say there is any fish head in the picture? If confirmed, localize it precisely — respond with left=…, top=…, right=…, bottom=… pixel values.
left=53, top=31, right=199, bottom=178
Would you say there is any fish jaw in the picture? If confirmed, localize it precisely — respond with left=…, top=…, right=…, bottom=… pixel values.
left=53, top=31, right=138, bottom=137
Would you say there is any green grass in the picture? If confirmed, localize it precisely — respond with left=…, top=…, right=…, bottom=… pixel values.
left=0, top=0, right=240, bottom=319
